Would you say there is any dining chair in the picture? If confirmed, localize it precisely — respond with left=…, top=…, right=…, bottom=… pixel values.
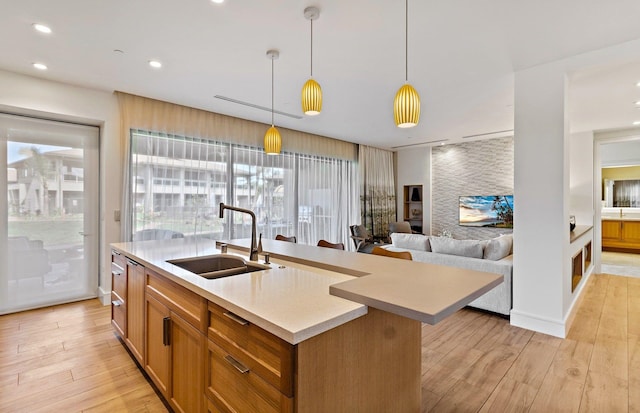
left=317, top=240, right=345, bottom=250
left=389, top=221, right=413, bottom=234
left=371, top=246, right=412, bottom=260
left=275, top=235, right=297, bottom=243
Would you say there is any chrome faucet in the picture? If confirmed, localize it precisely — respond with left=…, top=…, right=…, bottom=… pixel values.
left=219, top=203, right=259, bottom=261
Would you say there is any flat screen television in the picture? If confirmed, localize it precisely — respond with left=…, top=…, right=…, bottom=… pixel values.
left=459, top=195, right=513, bottom=228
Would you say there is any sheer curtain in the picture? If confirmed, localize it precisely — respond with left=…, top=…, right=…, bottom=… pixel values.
left=231, top=146, right=296, bottom=241
left=359, top=145, right=396, bottom=239
left=614, top=180, right=640, bottom=207
left=117, top=92, right=358, bottom=243
left=128, top=131, right=229, bottom=240
left=298, top=155, right=360, bottom=248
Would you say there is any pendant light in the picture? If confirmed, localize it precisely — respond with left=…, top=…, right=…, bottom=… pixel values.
left=394, top=0, right=420, bottom=128
left=301, top=6, right=322, bottom=116
left=264, top=49, right=282, bottom=155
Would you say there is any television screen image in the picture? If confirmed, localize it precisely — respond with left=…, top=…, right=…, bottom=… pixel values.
left=459, top=195, right=513, bottom=228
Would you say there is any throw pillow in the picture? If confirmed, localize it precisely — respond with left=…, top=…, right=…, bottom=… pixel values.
left=430, top=237, right=485, bottom=259
left=390, top=233, right=431, bottom=251
left=483, top=234, right=513, bottom=261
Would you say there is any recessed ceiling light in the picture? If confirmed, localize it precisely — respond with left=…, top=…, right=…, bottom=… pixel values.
left=636, top=81, right=640, bottom=87
left=33, top=23, right=52, bottom=34
left=148, top=60, right=162, bottom=69
left=211, top=0, right=224, bottom=3
left=634, top=121, right=640, bottom=126
left=33, top=62, right=47, bottom=70
left=636, top=101, right=640, bottom=105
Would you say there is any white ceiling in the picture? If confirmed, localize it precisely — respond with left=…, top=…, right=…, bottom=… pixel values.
left=3, top=0, right=640, bottom=150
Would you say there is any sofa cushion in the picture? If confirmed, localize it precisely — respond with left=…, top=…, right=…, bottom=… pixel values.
left=391, top=233, right=430, bottom=251
left=429, top=237, right=485, bottom=259
left=484, top=234, right=513, bottom=261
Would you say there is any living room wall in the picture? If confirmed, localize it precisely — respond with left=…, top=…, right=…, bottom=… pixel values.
left=432, top=137, right=514, bottom=239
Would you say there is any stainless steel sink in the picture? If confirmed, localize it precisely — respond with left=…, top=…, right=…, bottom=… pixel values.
left=167, top=254, right=270, bottom=279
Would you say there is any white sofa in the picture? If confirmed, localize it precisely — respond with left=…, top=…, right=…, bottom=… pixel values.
left=382, top=233, right=513, bottom=316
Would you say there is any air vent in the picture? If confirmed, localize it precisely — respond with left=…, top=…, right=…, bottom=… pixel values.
left=461, top=129, right=513, bottom=139
left=214, top=95, right=303, bottom=119
left=391, top=139, right=448, bottom=149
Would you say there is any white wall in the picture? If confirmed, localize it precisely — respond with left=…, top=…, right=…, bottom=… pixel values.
left=511, top=62, right=569, bottom=337
left=570, top=131, right=595, bottom=227
left=396, top=147, right=431, bottom=235
left=601, top=138, right=640, bottom=167
left=0, top=69, right=121, bottom=304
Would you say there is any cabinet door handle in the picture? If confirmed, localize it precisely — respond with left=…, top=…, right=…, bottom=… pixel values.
left=162, top=317, right=171, bottom=346
left=112, top=300, right=123, bottom=307
left=127, top=259, right=139, bottom=267
left=223, top=311, right=249, bottom=326
left=224, top=355, right=250, bottom=374
left=113, top=250, right=121, bottom=256
left=112, top=269, right=123, bottom=276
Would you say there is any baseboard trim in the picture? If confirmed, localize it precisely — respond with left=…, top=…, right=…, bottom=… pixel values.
left=98, top=286, right=111, bottom=306
left=509, top=309, right=566, bottom=338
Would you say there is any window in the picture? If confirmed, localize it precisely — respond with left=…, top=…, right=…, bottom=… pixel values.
left=128, top=130, right=358, bottom=246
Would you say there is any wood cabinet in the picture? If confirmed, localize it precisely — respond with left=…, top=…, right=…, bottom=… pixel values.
left=602, top=220, right=640, bottom=251
left=403, top=185, right=423, bottom=233
left=145, top=294, right=170, bottom=397
left=205, top=302, right=294, bottom=413
left=111, top=251, right=127, bottom=338
left=111, top=250, right=145, bottom=365
left=113, top=248, right=421, bottom=413
left=125, top=258, right=145, bottom=364
left=145, top=268, right=206, bottom=413
left=205, top=302, right=420, bottom=413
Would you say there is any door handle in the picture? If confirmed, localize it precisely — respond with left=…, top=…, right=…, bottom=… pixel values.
left=223, top=311, right=249, bottom=326
left=224, top=355, right=250, bottom=374
left=79, top=232, right=90, bottom=237
left=162, top=317, right=171, bottom=346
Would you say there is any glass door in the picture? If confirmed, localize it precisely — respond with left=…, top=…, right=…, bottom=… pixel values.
left=0, top=113, right=99, bottom=314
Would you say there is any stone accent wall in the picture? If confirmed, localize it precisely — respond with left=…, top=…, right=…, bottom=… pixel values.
left=432, top=137, right=514, bottom=240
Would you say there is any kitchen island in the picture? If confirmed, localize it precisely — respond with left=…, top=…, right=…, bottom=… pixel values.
left=110, top=237, right=502, bottom=413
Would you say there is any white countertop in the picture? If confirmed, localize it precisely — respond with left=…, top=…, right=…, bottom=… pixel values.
left=222, top=238, right=503, bottom=325
left=111, top=238, right=367, bottom=344
left=602, top=215, right=640, bottom=221
left=112, top=237, right=503, bottom=344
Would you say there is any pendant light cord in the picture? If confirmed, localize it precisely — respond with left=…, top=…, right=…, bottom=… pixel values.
left=271, top=58, right=275, bottom=126
left=310, top=19, right=314, bottom=78
left=405, top=0, right=409, bottom=82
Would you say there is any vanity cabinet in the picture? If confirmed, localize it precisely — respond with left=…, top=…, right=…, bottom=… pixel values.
left=145, top=269, right=207, bottom=413
left=205, top=301, right=294, bottom=413
left=602, top=220, right=640, bottom=251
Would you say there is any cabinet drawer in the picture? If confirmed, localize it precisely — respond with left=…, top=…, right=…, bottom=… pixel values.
left=207, top=302, right=294, bottom=396
left=112, top=249, right=126, bottom=269
left=111, top=291, right=126, bottom=337
left=146, top=269, right=207, bottom=331
left=112, top=264, right=126, bottom=297
left=205, top=340, right=293, bottom=413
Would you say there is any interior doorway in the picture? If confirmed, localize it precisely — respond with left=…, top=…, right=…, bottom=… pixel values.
left=597, top=137, right=640, bottom=278
left=0, top=113, right=99, bottom=314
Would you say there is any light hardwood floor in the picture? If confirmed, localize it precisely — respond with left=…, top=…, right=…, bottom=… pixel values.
left=0, top=299, right=168, bottom=413
left=0, top=272, right=637, bottom=412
